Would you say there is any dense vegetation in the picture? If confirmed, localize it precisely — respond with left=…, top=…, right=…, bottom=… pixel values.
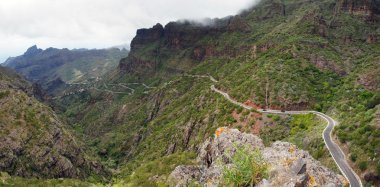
left=1, top=0, right=379, bottom=186
left=49, top=0, right=379, bottom=185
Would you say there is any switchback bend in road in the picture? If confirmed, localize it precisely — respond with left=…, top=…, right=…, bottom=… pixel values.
left=209, top=83, right=362, bottom=187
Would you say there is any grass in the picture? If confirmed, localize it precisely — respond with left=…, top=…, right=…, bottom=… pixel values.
left=221, top=146, right=269, bottom=187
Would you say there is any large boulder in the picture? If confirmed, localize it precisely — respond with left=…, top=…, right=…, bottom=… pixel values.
left=169, top=127, right=344, bottom=187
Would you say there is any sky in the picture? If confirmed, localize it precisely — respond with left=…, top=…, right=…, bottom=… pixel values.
left=0, top=0, right=259, bottom=63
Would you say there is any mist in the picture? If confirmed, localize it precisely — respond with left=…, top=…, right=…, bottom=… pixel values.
left=0, top=0, right=260, bottom=63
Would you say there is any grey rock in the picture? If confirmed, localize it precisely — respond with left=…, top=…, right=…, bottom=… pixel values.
left=169, top=127, right=344, bottom=187
left=291, top=158, right=306, bottom=175
left=168, top=165, right=202, bottom=186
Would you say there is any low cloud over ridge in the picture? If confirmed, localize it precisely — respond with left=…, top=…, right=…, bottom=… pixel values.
left=0, top=0, right=259, bottom=63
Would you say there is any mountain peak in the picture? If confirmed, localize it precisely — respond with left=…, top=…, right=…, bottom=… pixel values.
left=23, top=45, right=42, bottom=57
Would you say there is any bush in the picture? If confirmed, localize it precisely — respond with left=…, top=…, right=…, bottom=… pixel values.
left=222, top=146, right=269, bottom=186
left=236, top=107, right=243, bottom=114
left=272, top=115, right=280, bottom=122
left=359, top=161, right=368, bottom=171
left=350, top=154, right=357, bottom=162
left=242, top=110, right=250, bottom=116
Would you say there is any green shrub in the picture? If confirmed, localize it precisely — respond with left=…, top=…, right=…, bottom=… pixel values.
left=242, top=110, right=250, bottom=116
left=236, top=107, right=243, bottom=114
left=222, top=146, right=269, bottom=186
left=359, top=161, right=368, bottom=171
left=0, top=90, right=10, bottom=100
left=350, top=154, right=357, bottom=162
left=272, top=115, right=280, bottom=122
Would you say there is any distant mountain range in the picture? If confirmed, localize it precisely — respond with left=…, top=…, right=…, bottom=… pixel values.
left=3, top=45, right=128, bottom=94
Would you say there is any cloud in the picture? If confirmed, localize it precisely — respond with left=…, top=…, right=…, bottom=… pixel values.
left=0, top=0, right=259, bottom=63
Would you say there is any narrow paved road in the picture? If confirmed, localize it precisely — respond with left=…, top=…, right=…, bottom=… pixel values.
left=63, top=81, right=154, bottom=97
left=211, top=85, right=362, bottom=187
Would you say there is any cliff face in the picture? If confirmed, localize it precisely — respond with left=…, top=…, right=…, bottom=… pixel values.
left=130, top=23, right=165, bottom=50
left=121, top=0, right=322, bottom=76
left=130, top=20, right=232, bottom=51
left=119, top=16, right=253, bottom=75
left=340, top=0, right=380, bottom=20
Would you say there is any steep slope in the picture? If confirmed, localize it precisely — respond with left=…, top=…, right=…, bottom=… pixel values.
left=0, top=66, right=108, bottom=180
left=3, top=45, right=129, bottom=94
left=118, top=0, right=379, bottom=109
left=53, top=0, right=379, bottom=185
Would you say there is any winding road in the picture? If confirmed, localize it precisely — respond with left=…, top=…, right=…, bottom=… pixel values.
left=60, top=74, right=362, bottom=186
left=209, top=83, right=362, bottom=187
left=53, top=81, right=155, bottom=99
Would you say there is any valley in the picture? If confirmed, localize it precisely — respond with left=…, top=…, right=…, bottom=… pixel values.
left=0, top=0, right=379, bottom=186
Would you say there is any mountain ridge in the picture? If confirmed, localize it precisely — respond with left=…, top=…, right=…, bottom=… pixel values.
left=3, top=45, right=129, bottom=95
left=0, top=66, right=109, bottom=180
left=0, top=0, right=379, bottom=186
left=102, top=0, right=380, bottom=185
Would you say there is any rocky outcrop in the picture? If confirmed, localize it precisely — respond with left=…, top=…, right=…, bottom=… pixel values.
left=119, top=55, right=158, bottom=74
left=357, top=62, right=380, bottom=91
left=227, top=16, right=251, bottom=32
left=42, top=78, right=67, bottom=96
left=31, top=83, right=49, bottom=101
left=23, top=45, right=43, bottom=57
left=130, top=23, right=164, bottom=50
left=119, top=16, right=252, bottom=74
left=309, top=54, right=347, bottom=76
left=340, top=0, right=380, bottom=21
left=169, top=128, right=344, bottom=186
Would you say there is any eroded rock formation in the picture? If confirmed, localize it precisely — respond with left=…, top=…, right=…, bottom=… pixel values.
left=169, top=128, right=345, bottom=187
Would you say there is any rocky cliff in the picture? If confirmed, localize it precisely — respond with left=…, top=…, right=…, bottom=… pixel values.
left=0, top=66, right=109, bottom=179
left=340, top=0, right=380, bottom=18
left=169, top=128, right=346, bottom=186
left=119, top=16, right=253, bottom=76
